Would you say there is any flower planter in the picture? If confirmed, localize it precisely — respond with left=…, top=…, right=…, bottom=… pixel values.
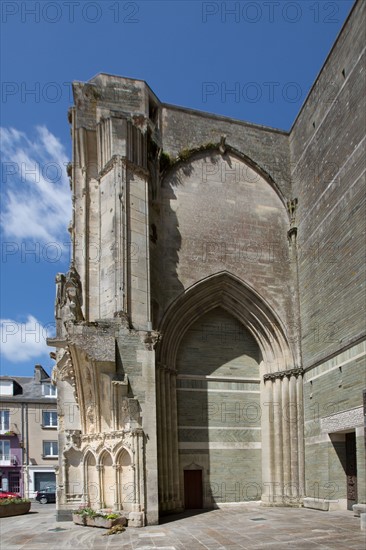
left=72, top=512, right=127, bottom=529
left=0, top=501, right=31, bottom=518
left=94, top=515, right=127, bottom=529
left=72, top=513, right=86, bottom=526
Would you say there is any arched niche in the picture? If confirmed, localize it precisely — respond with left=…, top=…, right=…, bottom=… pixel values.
left=99, top=450, right=114, bottom=508
left=115, top=448, right=134, bottom=511
left=84, top=451, right=99, bottom=508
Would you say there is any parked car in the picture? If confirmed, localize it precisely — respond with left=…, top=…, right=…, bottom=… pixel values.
left=0, top=490, right=19, bottom=499
left=35, top=485, right=56, bottom=504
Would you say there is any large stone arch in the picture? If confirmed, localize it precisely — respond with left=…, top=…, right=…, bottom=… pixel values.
left=151, top=147, right=299, bottom=358
left=156, top=272, right=304, bottom=513
left=157, top=271, right=295, bottom=373
left=161, top=144, right=289, bottom=211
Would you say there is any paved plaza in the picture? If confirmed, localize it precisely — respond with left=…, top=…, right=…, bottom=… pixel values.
left=0, top=502, right=365, bottom=550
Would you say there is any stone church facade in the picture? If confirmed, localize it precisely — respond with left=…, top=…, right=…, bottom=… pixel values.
left=49, top=0, right=365, bottom=525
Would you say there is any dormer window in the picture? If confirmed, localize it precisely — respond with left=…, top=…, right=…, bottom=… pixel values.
left=0, top=380, right=14, bottom=396
left=42, top=383, right=57, bottom=397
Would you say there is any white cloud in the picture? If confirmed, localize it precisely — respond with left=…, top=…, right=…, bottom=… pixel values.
left=0, top=315, right=55, bottom=364
left=0, top=126, right=72, bottom=243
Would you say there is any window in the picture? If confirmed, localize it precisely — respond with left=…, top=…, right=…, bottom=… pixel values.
left=0, top=410, right=10, bottom=433
left=42, top=383, right=57, bottom=397
left=0, top=381, right=13, bottom=396
left=42, top=411, right=57, bottom=428
left=43, top=441, right=58, bottom=457
left=0, top=440, right=10, bottom=464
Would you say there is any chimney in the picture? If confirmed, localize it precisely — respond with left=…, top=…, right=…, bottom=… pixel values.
left=34, top=364, right=43, bottom=383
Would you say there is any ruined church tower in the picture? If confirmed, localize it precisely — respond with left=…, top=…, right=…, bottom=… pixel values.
left=50, top=0, right=365, bottom=525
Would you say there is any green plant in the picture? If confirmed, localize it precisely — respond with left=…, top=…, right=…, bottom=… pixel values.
left=0, top=498, right=30, bottom=505
left=73, top=507, right=122, bottom=520
left=105, top=513, right=119, bottom=519
left=102, top=524, right=126, bottom=536
left=159, top=151, right=174, bottom=172
left=74, top=506, right=98, bottom=517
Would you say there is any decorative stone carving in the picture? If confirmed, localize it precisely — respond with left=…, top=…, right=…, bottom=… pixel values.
left=142, top=330, right=160, bottom=351
left=287, top=198, right=298, bottom=240
left=219, top=135, right=227, bottom=155
left=64, top=264, right=84, bottom=322
left=263, top=367, right=304, bottom=381
left=55, top=264, right=84, bottom=334
left=64, top=430, right=82, bottom=451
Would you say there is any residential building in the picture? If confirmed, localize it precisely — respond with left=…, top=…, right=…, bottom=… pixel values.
left=0, top=365, right=58, bottom=497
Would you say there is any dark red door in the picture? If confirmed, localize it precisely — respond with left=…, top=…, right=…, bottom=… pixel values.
left=184, top=470, right=203, bottom=509
left=346, top=432, right=357, bottom=510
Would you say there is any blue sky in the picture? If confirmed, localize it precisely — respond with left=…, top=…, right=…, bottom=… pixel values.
left=0, top=0, right=355, bottom=377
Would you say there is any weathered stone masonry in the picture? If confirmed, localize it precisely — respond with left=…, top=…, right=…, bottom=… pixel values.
left=49, top=0, right=365, bottom=524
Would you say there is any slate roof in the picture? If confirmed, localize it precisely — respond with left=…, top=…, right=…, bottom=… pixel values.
left=0, top=366, right=56, bottom=403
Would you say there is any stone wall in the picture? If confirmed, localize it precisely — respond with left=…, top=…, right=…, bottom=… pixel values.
left=290, top=0, right=366, bottom=508
left=289, top=0, right=366, bottom=368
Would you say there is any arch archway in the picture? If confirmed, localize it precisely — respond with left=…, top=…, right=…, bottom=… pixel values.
left=156, top=272, right=301, bottom=512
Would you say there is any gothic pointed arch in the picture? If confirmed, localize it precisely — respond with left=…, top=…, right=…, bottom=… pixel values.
left=156, top=271, right=295, bottom=374
left=160, top=143, right=289, bottom=212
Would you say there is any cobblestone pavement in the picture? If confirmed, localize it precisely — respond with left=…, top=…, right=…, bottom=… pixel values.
left=0, top=502, right=365, bottom=550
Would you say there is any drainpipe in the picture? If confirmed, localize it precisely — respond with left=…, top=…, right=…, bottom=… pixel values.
left=21, top=403, right=25, bottom=497
left=25, top=404, right=29, bottom=498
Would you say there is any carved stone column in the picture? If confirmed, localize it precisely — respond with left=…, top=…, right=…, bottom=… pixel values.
left=260, top=375, right=272, bottom=505
left=170, top=370, right=181, bottom=509
left=165, top=369, right=173, bottom=510
left=296, top=373, right=305, bottom=498
left=273, top=377, right=283, bottom=502
left=289, top=374, right=298, bottom=498
left=281, top=375, right=291, bottom=491
left=112, top=464, right=121, bottom=510
left=62, top=458, right=68, bottom=502
left=156, top=367, right=163, bottom=507
left=96, top=465, right=103, bottom=509
left=263, top=367, right=304, bottom=505
left=160, top=366, right=168, bottom=510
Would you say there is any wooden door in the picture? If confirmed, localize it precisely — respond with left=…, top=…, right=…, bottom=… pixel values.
left=346, top=432, right=357, bottom=510
left=184, top=470, right=203, bottom=509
